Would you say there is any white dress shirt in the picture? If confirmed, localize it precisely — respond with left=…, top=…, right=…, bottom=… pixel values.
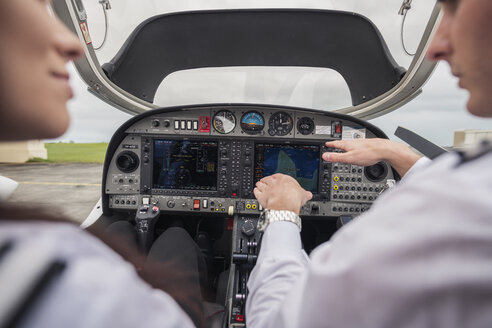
left=246, top=151, right=492, bottom=328
left=0, top=222, right=195, bottom=328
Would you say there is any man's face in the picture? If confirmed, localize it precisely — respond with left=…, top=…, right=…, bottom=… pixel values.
left=427, top=0, right=492, bottom=117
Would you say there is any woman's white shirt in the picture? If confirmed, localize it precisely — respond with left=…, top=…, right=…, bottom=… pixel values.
left=0, top=222, right=195, bottom=328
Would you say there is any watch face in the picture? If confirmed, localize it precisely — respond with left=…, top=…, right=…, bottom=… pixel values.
left=257, top=210, right=269, bottom=232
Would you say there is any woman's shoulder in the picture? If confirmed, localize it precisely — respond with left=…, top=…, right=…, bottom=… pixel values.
left=0, top=220, right=122, bottom=262
left=0, top=220, right=84, bottom=242
left=0, top=221, right=196, bottom=328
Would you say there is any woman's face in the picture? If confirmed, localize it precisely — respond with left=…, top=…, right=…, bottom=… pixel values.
left=0, top=0, right=83, bottom=141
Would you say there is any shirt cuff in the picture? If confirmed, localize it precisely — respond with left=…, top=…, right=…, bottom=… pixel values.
left=402, top=156, right=431, bottom=180
left=260, top=221, right=303, bottom=258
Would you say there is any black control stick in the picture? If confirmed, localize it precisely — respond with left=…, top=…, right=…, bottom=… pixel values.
left=135, top=205, right=160, bottom=253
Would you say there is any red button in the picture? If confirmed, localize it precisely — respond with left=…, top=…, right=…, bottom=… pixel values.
left=232, top=193, right=237, bottom=197
left=235, top=315, right=244, bottom=322
left=193, top=200, right=200, bottom=210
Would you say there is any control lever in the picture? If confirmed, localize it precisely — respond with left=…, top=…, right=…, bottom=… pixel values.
left=232, top=253, right=258, bottom=266
left=135, top=205, right=160, bottom=253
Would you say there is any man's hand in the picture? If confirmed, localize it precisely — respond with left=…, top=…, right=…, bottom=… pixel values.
left=323, top=139, right=422, bottom=177
left=254, top=174, right=313, bottom=215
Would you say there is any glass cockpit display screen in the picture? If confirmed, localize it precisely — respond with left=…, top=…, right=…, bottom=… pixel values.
left=153, top=140, right=218, bottom=191
left=254, top=144, right=320, bottom=193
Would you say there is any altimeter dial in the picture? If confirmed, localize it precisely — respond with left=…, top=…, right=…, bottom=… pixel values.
left=268, top=112, right=293, bottom=136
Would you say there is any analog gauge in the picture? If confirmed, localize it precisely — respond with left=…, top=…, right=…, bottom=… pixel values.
left=241, top=111, right=265, bottom=134
left=268, top=112, right=293, bottom=136
left=297, top=117, right=315, bottom=135
left=213, top=110, right=236, bottom=134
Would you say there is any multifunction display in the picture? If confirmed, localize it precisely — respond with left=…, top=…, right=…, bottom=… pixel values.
left=254, top=143, right=320, bottom=193
left=153, top=140, right=218, bottom=191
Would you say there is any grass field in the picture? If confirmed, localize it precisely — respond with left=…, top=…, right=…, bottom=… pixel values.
left=30, top=143, right=109, bottom=163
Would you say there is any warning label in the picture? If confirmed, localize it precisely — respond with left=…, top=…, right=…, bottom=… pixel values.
left=342, top=127, right=366, bottom=140
left=80, top=22, right=92, bottom=45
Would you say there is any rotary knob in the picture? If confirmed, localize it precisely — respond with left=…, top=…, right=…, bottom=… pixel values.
left=364, top=162, right=388, bottom=182
left=116, top=151, right=139, bottom=173
left=151, top=119, right=160, bottom=127
left=241, top=220, right=256, bottom=237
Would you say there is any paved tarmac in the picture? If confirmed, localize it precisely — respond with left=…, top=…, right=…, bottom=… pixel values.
left=0, top=163, right=103, bottom=223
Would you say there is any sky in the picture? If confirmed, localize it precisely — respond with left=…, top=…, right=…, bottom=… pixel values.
left=49, top=0, right=492, bottom=147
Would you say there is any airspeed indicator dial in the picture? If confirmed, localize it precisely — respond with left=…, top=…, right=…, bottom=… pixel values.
left=213, top=110, right=236, bottom=134
left=268, top=112, right=293, bottom=136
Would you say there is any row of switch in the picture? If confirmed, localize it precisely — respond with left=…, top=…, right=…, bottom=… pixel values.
left=112, top=174, right=139, bottom=185
left=333, top=165, right=363, bottom=174
left=334, top=185, right=382, bottom=193
left=332, top=203, right=371, bottom=214
left=156, top=197, right=234, bottom=215
left=114, top=199, right=136, bottom=205
left=193, top=199, right=208, bottom=209
left=195, top=199, right=234, bottom=215
left=333, top=175, right=363, bottom=183
left=174, top=120, right=199, bottom=131
left=114, top=177, right=138, bottom=184
left=332, top=193, right=377, bottom=201
left=112, top=196, right=138, bottom=206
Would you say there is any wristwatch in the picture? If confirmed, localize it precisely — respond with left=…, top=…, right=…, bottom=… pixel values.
left=257, top=209, right=302, bottom=232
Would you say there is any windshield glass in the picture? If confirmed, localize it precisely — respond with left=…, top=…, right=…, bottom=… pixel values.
left=83, top=0, right=436, bottom=110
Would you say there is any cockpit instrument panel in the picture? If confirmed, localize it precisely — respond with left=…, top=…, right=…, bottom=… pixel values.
left=103, top=104, right=397, bottom=218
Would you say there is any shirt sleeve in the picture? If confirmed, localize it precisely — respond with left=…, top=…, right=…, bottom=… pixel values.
left=245, top=152, right=492, bottom=327
left=246, top=221, right=308, bottom=328
left=402, top=156, right=431, bottom=180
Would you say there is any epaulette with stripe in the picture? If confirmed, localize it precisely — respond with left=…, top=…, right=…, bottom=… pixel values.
left=456, top=139, right=492, bottom=166
left=0, top=239, right=65, bottom=328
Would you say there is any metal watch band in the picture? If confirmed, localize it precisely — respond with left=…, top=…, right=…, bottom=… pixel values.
left=257, top=209, right=302, bottom=232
